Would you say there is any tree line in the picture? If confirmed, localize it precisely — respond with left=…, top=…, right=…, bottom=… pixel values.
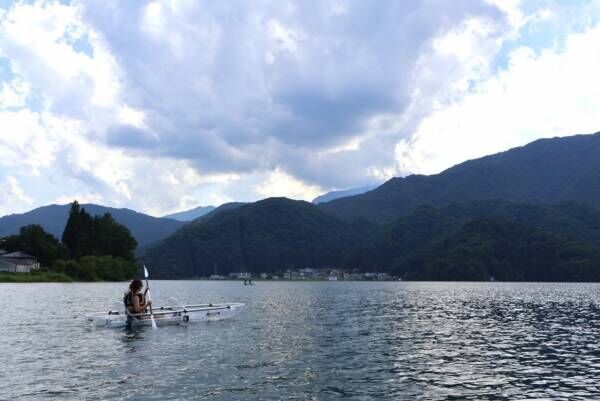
left=1, top=201, right=137, bottom=281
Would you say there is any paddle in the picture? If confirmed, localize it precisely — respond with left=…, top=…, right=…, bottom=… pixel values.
left=144, top=265, right=158, bottom=330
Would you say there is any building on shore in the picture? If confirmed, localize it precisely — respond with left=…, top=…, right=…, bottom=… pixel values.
left=229, top=272, right=251, bottom=280
left=0, top=251, right=41, bottom=273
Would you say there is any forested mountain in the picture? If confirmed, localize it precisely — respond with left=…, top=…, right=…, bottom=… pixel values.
left=144, top=198, right=600, bottom=281
left=198, top=202, right=247, bottom=221
left=347, top=201, right=600, bottom=281
left=142, top=198, right=362, bottom=278
left=143, top=132, right=600, bottom=281
left=163, top=205, right=216, bottom=222
left=320, top=132, right=600, bottom=224
left=0, top=204, right=184, bottom=248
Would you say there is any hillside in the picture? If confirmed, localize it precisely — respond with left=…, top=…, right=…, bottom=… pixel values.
left=0, top=204, right=185, bottom=248
left=142, top=198, right=361, bottom=278
left=143, top=198, right=600, bottom=280
left=198, top=202, right=246, bottom=221
left=348, top=200, right=600, bottom=281
left=320, top=132, right=600, bottom=224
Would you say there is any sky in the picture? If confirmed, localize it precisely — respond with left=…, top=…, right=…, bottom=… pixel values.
left=0, top=0, right=599, bottom=217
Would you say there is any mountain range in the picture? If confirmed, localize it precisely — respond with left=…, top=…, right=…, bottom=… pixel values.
left=0, top=204, right=185, bottom=248
left=142, top=198, right=360, bottom=278
left=320, top=132, right=600, bottom=223
left=4, top=131, right=600, bottom=281
left=141, top=131, right=600, bottom=279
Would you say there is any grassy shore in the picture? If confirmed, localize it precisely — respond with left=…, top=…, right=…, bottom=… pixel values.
left=0, top=271, right=73, bottom=283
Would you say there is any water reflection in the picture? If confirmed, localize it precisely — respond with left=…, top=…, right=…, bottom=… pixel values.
left=121, top=327, right=146, bottom=351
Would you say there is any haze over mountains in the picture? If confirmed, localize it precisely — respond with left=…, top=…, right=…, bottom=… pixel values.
left=312, top=185, right=378, bottom=204
left=163, top=206, right=216, bottom=222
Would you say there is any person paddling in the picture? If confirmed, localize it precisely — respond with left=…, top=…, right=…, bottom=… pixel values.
left=124, top=279, right=151, bottom=318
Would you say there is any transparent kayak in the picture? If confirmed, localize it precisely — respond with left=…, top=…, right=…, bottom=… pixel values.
left=86, top=303, right=245, bottom=328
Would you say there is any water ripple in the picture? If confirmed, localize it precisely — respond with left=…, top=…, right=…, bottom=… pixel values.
left=2, top=281, right=600, bottom=400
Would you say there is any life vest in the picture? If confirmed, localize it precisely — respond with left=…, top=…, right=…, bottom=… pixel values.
left=123, top=291, right=145, bottom=312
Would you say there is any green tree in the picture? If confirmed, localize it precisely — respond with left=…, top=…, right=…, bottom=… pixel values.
left=94, top=213, right=137, bottom=261
left=52, top=256, right=136, bottom=281
left=62, top=201, right=137, bottom=261
left=2, top=225, right=68, bottom=267
left=62, top=201, right=85, bottom=258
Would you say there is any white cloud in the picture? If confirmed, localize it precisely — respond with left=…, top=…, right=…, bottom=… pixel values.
left=1, top=0, right=596, bottom=217
left=0, top=110, right=63, bottom=175
left=78, top=0, right=508, bottom=179
left=256, top=169, right=322, bottom=201
left=0, top=0, right=512, bottom=216
left=117, top=105, right=146, bottom=128
left=398, top=21, right=600, bottom=175
left=0, top=77, right=29, bottom=108
left=52, top=192, right=103, bottom=206
left=0, top=175, right=33, bottom=215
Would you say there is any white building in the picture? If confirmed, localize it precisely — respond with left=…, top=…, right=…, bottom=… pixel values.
left=228, top=272, right=251, bottom=279
left=0, top=251, right=40, bottom=273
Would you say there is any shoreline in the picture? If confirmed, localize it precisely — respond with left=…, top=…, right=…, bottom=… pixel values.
left=3, top=276, right=600, bottom=284
left=0, top=272, right=73, bottom=283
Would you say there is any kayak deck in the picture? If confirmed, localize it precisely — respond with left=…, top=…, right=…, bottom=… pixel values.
left=86, top=302, right=245, bottom=328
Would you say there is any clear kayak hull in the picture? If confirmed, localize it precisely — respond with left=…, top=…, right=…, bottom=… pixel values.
left=86, top=303, right=245, bottom=328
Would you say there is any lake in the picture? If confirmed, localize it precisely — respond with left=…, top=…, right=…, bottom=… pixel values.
left=1, top=281, right=600, bottom=400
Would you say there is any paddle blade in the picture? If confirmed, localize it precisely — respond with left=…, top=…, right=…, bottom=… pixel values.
left=150, top=315, right=157, bottom=329
left=144, top=265, right=149, bottom=279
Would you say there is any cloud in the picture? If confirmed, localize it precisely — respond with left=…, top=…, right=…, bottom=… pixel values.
left=256, top=169, right=322, bottom=201
left=52, top=192, right=103, bottom=206
left=398, top=18, right=600, bottom=175
left=0, top=175, right=33, bottom=215
left=78, top=0, right=507, bottom=181
left=0, top=0, right=595, bottom=216
left=0, top=76, right=29, bottom=108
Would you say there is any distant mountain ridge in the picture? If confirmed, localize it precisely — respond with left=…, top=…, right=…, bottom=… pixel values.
left=142, top=131, right=600, bottom=281
left=312, top=185, right=378, bottom=204
left=9, top=131, right=600, bottom=281
left=163, top=205, right=216, bottom=222
left=319, top=132, right=600, bottom=223
left=0, top=204, right=185, bottom=248
left=143, top=196, right=600, bottom=281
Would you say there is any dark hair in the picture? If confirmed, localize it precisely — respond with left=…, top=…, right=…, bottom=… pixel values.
left=129, top=279, right=143, bottom=292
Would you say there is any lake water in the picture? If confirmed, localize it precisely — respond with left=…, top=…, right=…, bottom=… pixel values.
left=1, top=281, right=600, bottom=400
